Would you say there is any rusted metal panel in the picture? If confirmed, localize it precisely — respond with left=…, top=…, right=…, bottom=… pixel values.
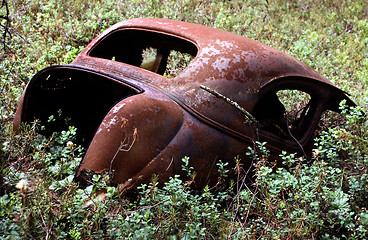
left=14, top=18, right=355, bottom=191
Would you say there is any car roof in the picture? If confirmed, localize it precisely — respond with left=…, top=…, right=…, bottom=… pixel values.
left=73, top=18, right=352, bottom=111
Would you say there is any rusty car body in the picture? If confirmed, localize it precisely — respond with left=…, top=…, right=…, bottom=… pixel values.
left=13, top=18, right=355, bottom=190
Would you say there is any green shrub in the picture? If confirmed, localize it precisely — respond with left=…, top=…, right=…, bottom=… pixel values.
left=1, top=0, right=367, bottom=239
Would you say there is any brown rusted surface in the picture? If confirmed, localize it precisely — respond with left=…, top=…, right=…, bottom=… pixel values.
left=14, top=18, right=355, bottom=191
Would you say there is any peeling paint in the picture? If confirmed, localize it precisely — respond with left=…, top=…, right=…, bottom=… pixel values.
left=14, top=18, right=356, bottom=193
left=112, top=102, right=126, bottom=113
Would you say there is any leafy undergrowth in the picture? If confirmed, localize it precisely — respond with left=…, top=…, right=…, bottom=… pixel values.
left=1, top=103, right=367, bottom=239
left=1, top=0, right=368, bottom=239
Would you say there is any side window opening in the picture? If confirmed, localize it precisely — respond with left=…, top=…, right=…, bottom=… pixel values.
left=89, top=29, right=197, bottom=78
left=253, top=88, right=314, bottom=140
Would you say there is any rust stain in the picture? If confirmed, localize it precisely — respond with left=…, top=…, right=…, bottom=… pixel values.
left=14, top=18, right=356, bottom=192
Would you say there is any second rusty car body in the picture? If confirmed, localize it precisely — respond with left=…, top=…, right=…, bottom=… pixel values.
left=14, top=18, right=355, bottom=190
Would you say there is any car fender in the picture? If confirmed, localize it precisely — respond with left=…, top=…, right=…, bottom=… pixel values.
left=76, top=93, right=184, bottom=185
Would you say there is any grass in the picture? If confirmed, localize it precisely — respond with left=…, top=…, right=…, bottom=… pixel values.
left=1, top=0, right=368, bottom=239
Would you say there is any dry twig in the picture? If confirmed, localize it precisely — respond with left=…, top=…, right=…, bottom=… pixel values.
left=0, top=0, right=11, bottom=52
left=200, top=85, right=259, bottom=125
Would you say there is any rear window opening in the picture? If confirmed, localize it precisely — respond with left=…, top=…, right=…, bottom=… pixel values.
left=253, top=88, right=316, bottom=140
left=89, top=29, right=197, bottom=78
left=276, top=89, right=312, bottom=128
left=22, top=68, right=140, bottom=147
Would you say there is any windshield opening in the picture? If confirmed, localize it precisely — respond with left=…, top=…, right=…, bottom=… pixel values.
left=89, top=29, right=198, bottom=78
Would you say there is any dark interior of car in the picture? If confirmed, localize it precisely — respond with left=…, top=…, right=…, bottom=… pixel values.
left=88, top=29, right=198, bottom=77
left=22, top=68, right=140, bottom=147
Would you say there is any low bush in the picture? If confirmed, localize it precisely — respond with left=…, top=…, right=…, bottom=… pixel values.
left=1, top=0, right=367, bottom=239
left=0, top=103, right=367, bottom=239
